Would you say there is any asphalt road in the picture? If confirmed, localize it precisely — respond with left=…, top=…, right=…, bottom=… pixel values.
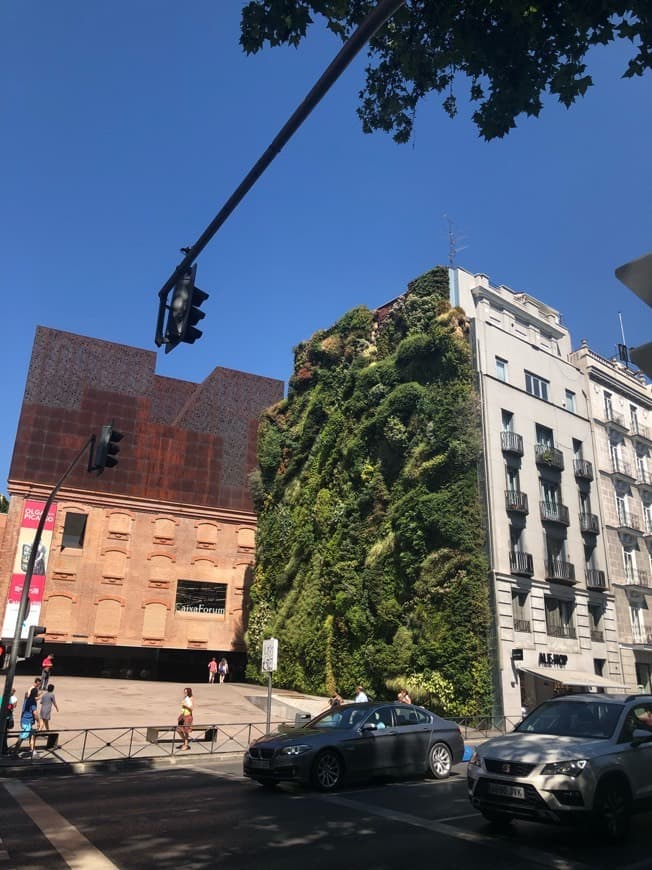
left=1, top=761, right=651, bottom=870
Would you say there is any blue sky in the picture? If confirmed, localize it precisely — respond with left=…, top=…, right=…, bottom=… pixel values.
left=2, top=2, right=651, bottom=492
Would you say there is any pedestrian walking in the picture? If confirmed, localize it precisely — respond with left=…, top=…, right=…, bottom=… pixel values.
left=354, top=685, right=368, bottom=702
left=40, top=653, right=54, bottom=691
left=13, top=687, right=40, bottom=757
left=208, top=657, right=218, bottom=684
left=39, top=684, right=59, bottom=731
left=176, top=687, right=193, bottom=751
left=218, top=657, right=229, bottom=684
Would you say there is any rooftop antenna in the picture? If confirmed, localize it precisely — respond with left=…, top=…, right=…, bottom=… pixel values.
left=617, top=311, right=630, bottom=367
left=443, top=215, right=468, bottom=266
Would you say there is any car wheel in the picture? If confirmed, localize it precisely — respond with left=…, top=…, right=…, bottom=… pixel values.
left=481, top=811, right=513, bottom=830
left=428, top=742, right=453, bottom=779
left=592, top=780, right=631, bottom=842
left=311, top=750, right=344, bottom=791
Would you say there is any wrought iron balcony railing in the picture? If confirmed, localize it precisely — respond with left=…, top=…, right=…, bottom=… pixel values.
left=540, top=501, right=570, bottom=525
left=500, top=430, right=524, bottom=455
left=505, top=490, right=528, bottom=514
left=545, top=559, right=576, bottom=583
left=513, top=618, right=531, bottom=633
left=585, top=569, right=607, bottom=590
left=535, top=444, right=564, bottom=470
left=509, top=551, right=534, bottom=576
left=573, top=458, right=594, bottom=481
left=579, top=512, right=600, bottom=534
left=546, top=623, right=577, bottom=639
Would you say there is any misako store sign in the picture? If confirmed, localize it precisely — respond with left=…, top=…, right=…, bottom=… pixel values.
left=1, top=500, right=57, bottom=639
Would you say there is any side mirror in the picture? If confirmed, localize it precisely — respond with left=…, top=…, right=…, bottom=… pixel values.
left=631, top=727, right=652, bottom=746
left=361, top=722, right=377, bottom=732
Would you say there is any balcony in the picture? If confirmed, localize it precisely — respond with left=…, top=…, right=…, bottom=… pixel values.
left=590, top=628, right=605, bottom=643
left=636, top=468, right=652, bottom=490
left=604, top=408, right=628, bottom=432
left=505, top=490, right=529, bottom=514
left=573, top=458, right=594, bottom=481
left=610, top=457, right=636, bottom=482
left=534, top=444, right=564, bottom=471
left=500, top=431, right=524, bottom=455
left=616, top=511, right=643, bottom=534
left=624, top=569, right=650, bottom=588
left=632, top=630, right=652, bottom=647
left=513, top=618, right=531, bottom=633
left=579, top=512, right=600, bottom=534
left=631, top=420, right=652, bottom=445
left=585, top=569, right=608, bottom=590
left=546, top=623, right=577, bottom=639
left=545, top=559, right=576, bottom=583
left=509, top=551, right=534, bottom=576
left=540, top=501, right=570, bottom=525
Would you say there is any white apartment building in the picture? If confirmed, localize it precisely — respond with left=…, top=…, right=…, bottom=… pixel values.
left=451, top=267, right=624, bottom=719
left=570, top=343, right=652, bottom=694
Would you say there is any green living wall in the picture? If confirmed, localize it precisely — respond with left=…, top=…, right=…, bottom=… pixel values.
left=246, top=266, right=491, bottom=715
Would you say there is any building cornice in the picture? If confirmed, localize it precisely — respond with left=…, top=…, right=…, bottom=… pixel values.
left=6, top=480, right=256, bottom=525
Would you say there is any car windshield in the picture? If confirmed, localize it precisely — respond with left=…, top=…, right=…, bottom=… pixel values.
left=516, top=699, right=622, bottom=739
left=308, top=706, right=370, bottom=730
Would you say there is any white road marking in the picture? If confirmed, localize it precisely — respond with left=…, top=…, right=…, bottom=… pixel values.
left=322, top=794, right=593, bottom=870
left=3, top=781, right=118, bottom=870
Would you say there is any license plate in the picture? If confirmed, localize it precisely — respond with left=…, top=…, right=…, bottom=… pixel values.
left=249, top=758, right=271, bottom=769
left=488, top=782, right=525, bottom=800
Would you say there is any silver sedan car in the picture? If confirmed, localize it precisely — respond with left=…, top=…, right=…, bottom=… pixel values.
left=244, top=701, right=464, bottom=790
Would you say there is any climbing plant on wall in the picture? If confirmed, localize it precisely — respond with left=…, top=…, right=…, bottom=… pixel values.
left=246, top=266, right=491, bottom=715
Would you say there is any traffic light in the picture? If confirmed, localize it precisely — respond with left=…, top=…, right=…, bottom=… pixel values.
left=164, top=264, right=209, bottom=353
left=0, top=641, right=7, bottom=670
left=94, top=423, right=123, bottom=473
left=24, top=625, right=46, bottom=659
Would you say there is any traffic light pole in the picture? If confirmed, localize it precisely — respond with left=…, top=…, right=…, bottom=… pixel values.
left=155, top=0, right=406, bottom=347
left=0, top=435, right=95, bottom=753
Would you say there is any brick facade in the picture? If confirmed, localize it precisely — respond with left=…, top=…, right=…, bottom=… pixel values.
left=0, top=327, right=283, bottom=679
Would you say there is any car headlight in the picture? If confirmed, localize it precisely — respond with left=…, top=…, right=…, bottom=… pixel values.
left=279, top=744, right=312, bottom=756
left=541, top=759, right=588, bottom=777
left=468, top=751, right=482, bottom=768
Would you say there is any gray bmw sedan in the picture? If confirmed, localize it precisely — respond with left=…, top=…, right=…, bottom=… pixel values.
left=243, top=701, right=464, bottom=790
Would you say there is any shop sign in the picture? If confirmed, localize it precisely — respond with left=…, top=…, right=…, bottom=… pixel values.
left=538, top=652, right=568, bottom=667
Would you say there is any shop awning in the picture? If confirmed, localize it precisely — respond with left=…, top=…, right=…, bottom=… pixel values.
left=516, top=664, right=626, bottom=690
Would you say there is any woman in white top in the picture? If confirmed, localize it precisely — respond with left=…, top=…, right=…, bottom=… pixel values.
left=177, top=687, right=193, bottom=751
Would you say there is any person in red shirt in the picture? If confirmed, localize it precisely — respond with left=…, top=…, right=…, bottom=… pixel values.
left=40, top=653, right=54, bottom=691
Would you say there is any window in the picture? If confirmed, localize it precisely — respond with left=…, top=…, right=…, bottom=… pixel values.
left=604, top=391, right=613, bottom=419
left=512, top=590, right=530, bottom=633
left=541, top=480, right=560, bottom=507
left=643, top=497, right=652, bottom=535
left=545, top=596, right=576, bottom=638
left=631, top=405, right=639, bottom=431
left=62, top=512, right=87, bottom=549
left=501, top=410, right=514, bottom=432
left=623, top=546, right=638, bottom=583
left=506, top=466, right=520, bottom=493
left=630, top=602, right=646, bottom=643
left=579, top=490, right=592, bottom=515
left=175, top=580, right=227, bottom=615
left=573, top=439, right=584, bottom=461
left=616, top=493, right=628, bottom=526
left=594, top=658, right=606, bottom=677
left=535, top=424, right=554, bottom=448
left=525, top=371, right=549, bottom=401
left=565, top=390, right=576, bottom=413
left=496, top=357, right=509, bottom=382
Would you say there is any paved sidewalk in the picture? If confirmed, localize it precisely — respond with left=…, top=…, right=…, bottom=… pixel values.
left=6, top=676, right=331, bottom=730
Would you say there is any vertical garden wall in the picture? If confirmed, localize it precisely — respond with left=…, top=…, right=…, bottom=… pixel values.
left=246, top=266, right=491, bottom=714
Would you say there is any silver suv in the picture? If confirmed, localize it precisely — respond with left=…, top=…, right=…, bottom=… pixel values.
left=467, top=694, right=652, bottom=841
